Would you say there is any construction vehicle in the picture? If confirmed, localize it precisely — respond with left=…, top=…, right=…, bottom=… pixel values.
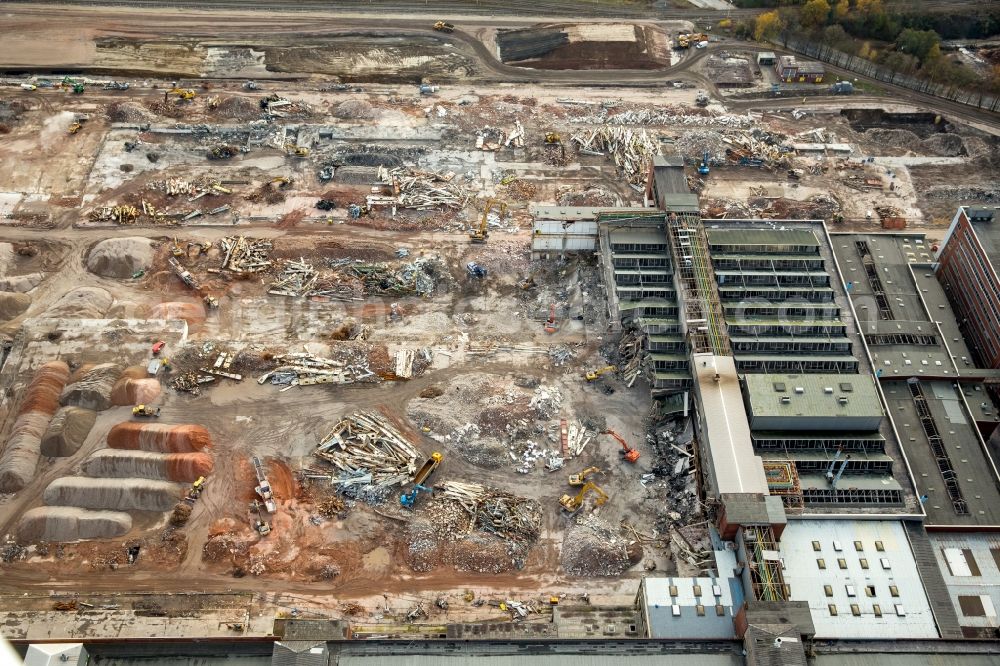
left=252, top=456, right=277, bottom=513
left=192, top=476, right=206, bottom=494
left=399, top=483, right=432, bottom=508
left=104, top=81, right=130, bottom=90
left=470, top=198, right=506, bottom=244
left=20, top=83, right=37, bottom=91
left=152, top=341, right=166, bottom=355
left=284, top=143, right=309, bottom=157
left=559, top=481, right=608, bottom=514
left=544, top=132, right=561, bottom=145
left=698, top=151, right=710, bottom=176
left=676, top=32, right=709, bottom=49
left=413, top=452, right=443, bottom=486
left=67, top=122, right=82, bottom=135
left=568, top=466, right=601, bottom=486
left=167, top=87, right=196, bottom=101
left=271, top=176, right=291, bottom=187
left=433, top=21, right=455, bottom=33
left=585, top=365, right=616, bottom=382
left=604, top=429, right=640, bottom=463
left=171, top=238, right=184, bottom=257
left=419, top=84, right=439, bottom=95
left=251, top=500, right=271, bottom=536
left=544, top=304, right=558, bottom=334
left=466, top=262, right=487, bottom=279
left=695, top=92, right=709, bottom=107
left=132, top=404, right=161, bottom=417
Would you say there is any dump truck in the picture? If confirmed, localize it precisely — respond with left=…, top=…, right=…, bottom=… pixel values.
left=413, top=452, right=443, bottom=486
left=132, top=404, right=161, bottom=417
left=433, top=21, right=455, bottom=33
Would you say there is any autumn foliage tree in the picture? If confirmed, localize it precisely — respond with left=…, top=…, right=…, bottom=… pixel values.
left=801, top=0, right=831, bottom=28
left=754, top=10, right=785, bottom=41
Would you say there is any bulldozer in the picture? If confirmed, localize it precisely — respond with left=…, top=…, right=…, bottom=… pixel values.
left=605, top=429, right=640, bottom=463
left=433, top=21, right=455, bottom=32
left=559, top=481, right=608, bottom=514
left=584, top=365, right=616, bottom=382
left=568, top=466, right=601, bottom=486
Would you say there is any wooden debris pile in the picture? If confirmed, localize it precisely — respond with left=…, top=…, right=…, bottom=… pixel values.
left=438, top=481, right=542, bottom=544
left=313, top=412, right=418, bottom=491
left=570, top=126, right=658, bottom=186
left=220, top=236, right=272, bottom=273
left=366, top=166, right=468, bottom=212
left=258, top=351, right=373, bottom=388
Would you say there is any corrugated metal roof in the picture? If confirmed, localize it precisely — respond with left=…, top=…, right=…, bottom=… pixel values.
left=706, top=228, right=819, bottom=247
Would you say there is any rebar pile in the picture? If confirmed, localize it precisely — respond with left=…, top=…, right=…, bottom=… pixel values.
left=314, top=412, right=418, bottom=488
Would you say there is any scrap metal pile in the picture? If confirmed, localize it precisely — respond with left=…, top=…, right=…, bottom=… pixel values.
left=437, top=481, right=542, bottom=544
left=269, top=256, right=446, bottom=300
left=313, top=412, right=418, bottom=497
left=570, top=126, right=658, bottom=186
left=258, top=351, right=373, bottom=388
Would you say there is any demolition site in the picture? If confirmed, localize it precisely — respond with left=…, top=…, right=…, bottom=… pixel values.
left=1, top=4, right=1000, bottom=664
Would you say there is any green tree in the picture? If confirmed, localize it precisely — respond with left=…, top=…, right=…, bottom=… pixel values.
left=895, top=27, right=941, bottom=63
left=856, top=0, right=884, bottom=16
left=754, top=10, right=785, bottom=41
left=801, top=0, right=831, bottom=28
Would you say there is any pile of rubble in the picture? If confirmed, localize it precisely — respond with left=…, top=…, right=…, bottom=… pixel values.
left=365, top=166, right=468, bottom=213
left=438, top=481, right=542, bottom=545
left=313, top=412, right=418, bottom=498
left=561, top=515, right=634, bottom=576
left=570, top=126, right=658, bottom=186
left=258, top=351, right=373, bottom=389
left=569, top=104, right=756, bottom=128
left=219, top=236, right=272, bottom=273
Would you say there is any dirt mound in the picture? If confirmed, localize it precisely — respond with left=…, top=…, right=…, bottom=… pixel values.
left=43, top=476, right=183, bottom=512
left=17, top=506, right=132, bottom=542
left=145, top=301, right=206, bottom=326
left=86, top=237, right=155, bottom=279
left=561, top=515, right=631, bottom=576
left=498, top=23, right=669, bottom=70
left=46, top=287, right=113, bottom=318
left=41, top=406, right=97, bottom=457
left=0, top=362, right=71, bottom=491
left=333, top=99, right=376, bottom=119
left=921, top=133, right=966, bottom=157
left=110, top=365, right=161, bottom=405
left=0, top=291, right=30, bottom=320
left=105, top=101, right=155, bottom=123
left=0, top=272, right=44, bottom=293
left=82, top=449, right=212, bottom=482
left=107, top=422, right=212, bottom=453
left=865, top=128, right=921, bottom=149
left=60, top=362, right=123, bottom=411
left=213, top=96, right=261, bottom=120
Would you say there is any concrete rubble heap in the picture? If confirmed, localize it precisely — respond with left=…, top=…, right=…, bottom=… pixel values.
left=313, top=411, right=419, bottom=499
left=571, top=126, right=658, bottom=186
left=258, top=350, right=374, bottom=388
left=438, top=481, right=543, bottom=544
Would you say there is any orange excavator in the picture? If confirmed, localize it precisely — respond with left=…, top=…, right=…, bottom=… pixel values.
left=604, top=429, right=640, bottom=463
left=544, top=304, right=557, bottom=334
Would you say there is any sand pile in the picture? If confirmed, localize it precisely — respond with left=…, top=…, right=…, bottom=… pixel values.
left=214, top=96, right=261, bottom=120
left=0, top=272, right=44, bottom=293
left=60, top=362, right=123, bottom=411
left=145, top=301, right=205, bottom=327
left=86, top=237, right=155, bottom=279
left=107, top=422, right=212, bottom=453
left=17, top=506, right=132, bottom=542
left=0, top=361, right=71, bottom=491
left=41, top=406, right=97, bottom=457
left=0, top=292, right=30, bottom=320
left=561, top=515, right=632, bottom=576
left=82, top=450, right=213, bottom=482
left=333, top=99, right=376, bottom=119
left=44, top=476, right=183, bottom=511
left=46, top=287, right=113, bottom=318
left=110, top=365, right=161, bottom=405
left=105, top=101, right=155, bottom=123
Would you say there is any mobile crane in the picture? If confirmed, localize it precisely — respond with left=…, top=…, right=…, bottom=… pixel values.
left=604, top=429, right=640, bottom=463
left=559, top=481, right=608, bottom=514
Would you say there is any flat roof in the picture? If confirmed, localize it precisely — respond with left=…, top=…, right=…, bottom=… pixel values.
left=881, top=379, right=1000, bottom=527
left=695, top=353, right=768, bottom=496
left=706, top=228, right=819, bottom=248
left=743, top=374, right=882, bottom=424
left=929, top=533, right=1000, bottom=634
left=529, top=205, right=648, bottom=221
left=778, top=520, right=938, bottom=640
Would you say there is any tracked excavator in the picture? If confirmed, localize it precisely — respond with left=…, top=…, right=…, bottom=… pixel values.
left=559, top=481, right=608, bottom=514
left=604, top=429, right=640, bottom=463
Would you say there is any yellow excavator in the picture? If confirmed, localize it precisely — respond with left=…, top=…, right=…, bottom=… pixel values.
left=585, top=365, right=616, bottom=382
left=167, top=87, right=197, bottom=101
left=559, top=481, right=608, bottom=514
left=284, top=143, right=310, bottom=157
left=544, top=132, right=561, bottom=145
left=470, top=198, right=507, bottom=244
left=568, top=466, right=601, bottom=486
